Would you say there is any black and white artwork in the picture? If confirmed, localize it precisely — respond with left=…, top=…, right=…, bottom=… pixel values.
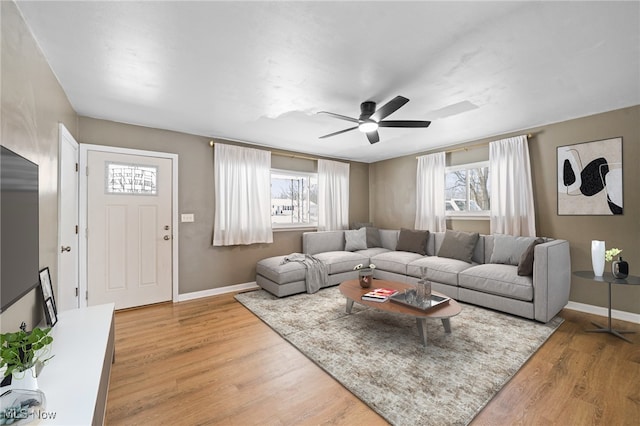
left=557, top=137, right=623, bottom=215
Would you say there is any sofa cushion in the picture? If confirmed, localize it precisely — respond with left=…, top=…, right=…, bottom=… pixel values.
left=371, top=251, right=424, bottom=275
left=256, top=255, right=307, bottom=284
left=459, top=264, right=534, bottom=301
left=344, top=228, right=367, bottom=251
left=437, top=230, right=479, bottom=263
left=490, top=234, right=536, bottom=266
left=314, top=251, right=368, bottom=275
left=354, top=247, right=391, bottom=258
left=379, top=229, right=399, bottom=250
left=517, top=237, right=545, bottom=276
left=396, top=228, right=429, bottom=255
left=407, top=256, right=475, bottom=286
left=303, top=231, right=345, bottom=255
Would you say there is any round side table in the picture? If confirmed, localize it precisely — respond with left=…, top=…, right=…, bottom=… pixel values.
left=573, top=271, right=640, bottom=343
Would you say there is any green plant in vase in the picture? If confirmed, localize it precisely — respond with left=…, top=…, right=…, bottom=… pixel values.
left=0, top=324, right=54, bottom=381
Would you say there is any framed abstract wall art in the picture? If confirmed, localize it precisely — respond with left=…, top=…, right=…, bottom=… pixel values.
left=557, top=137, right=623, bottom=215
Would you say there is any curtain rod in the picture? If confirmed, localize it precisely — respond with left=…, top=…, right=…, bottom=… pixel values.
left=209, top=141, right=319, bottom=161
left=416, top=133, right=533, bottom=158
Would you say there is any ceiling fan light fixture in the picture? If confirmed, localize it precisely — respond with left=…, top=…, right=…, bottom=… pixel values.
left=358, top=120, right=378, bottom=133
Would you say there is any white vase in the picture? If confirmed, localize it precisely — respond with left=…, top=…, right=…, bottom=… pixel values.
left=6, top=367, right=38, bottom=391
left=591, top=240, right=605, bottom=277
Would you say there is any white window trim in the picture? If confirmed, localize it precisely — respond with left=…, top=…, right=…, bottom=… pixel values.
left=445, top=160, right=490, bottom=220
left=271, top=168, right=318, bottom=229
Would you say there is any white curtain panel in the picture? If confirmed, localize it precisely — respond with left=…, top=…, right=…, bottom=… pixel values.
left=415, top=152, right=446, bottom=232
left=318, top=159, right=350, bottom=231
left=213, top=143, right=273, bottom=246
left=489, top=135, right=536, bottom=237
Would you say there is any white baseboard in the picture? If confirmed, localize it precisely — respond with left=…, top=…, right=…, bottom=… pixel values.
left=565, top=301, right=640, bottom=324
left=178, top=281, right=259, bottom=302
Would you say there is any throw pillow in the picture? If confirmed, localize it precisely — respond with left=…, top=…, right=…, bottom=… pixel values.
left=344, top=227, right=367, bottom=251
left=364, top=227, right=382, bottom=248
left=517, top=237, right=545, bottom=276
left=490, top=234, right=537, bottom=266
left=396, top=228, right=429, bottom=255
left=437, top=230, right=480, bottom=263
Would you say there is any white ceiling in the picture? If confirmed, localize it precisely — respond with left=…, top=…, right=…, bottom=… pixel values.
left=16, top=1, right=640, bottom=163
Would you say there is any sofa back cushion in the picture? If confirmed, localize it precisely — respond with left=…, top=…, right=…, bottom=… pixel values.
left=303, top=231, right=345, bottom=255
left=489, top=234, right=537, bottom=266
left=483, top=234, right=551, bottom=264
left=379, top=229, right=400, bottom=250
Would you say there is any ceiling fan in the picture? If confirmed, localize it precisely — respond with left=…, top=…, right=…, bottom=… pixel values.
left=317, top=95, right=431, bottom=144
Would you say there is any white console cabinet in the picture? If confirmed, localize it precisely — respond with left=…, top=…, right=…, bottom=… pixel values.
left=37, top=303, right=115, bottom=425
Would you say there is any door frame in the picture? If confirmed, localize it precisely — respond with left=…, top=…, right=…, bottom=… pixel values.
left=57, top=123, right=80, bottom=311
left=78, top=144, right=179, bottom=308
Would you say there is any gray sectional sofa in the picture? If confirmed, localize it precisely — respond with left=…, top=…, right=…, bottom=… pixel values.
left=255, top=228, right=571, bottom=323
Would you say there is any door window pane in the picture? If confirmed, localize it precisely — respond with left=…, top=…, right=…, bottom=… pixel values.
left=106, top=162, right=157, bottom=195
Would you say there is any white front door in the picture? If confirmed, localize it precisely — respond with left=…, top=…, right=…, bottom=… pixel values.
left=86, top=150, right=173, bottom=309
left=57, top=124, right=80, bottom=311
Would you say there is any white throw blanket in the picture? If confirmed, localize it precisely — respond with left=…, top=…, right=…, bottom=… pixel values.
left=281, top=253, right=328, bottom=294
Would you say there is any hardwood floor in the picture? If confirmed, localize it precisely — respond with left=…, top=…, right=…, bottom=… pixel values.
left=105, top=293, right=640, bottom=425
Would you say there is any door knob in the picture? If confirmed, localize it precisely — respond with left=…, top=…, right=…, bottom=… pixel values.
left=163, top=235, right=171, bottom=240
left=61, top=246, right=71, bottom=253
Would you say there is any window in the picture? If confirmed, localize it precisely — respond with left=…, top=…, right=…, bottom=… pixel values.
left=106, top=162, right=157, bottom=195
left=445, top=161, right=490, bottom=217
left=271, top=169, right=318, bottom=228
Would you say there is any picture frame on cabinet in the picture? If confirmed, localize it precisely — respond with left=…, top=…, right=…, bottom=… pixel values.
left=39, top=267, right=57, bottom=318
left=44, top=297, right=58, bottom=327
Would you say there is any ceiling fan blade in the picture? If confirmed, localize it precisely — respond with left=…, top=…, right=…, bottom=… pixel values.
left=366, top=130, right=380, bottom=144
left=317, top=111, right=359, bottom=123
left=378, top=120, right=431, bottom=128
left=370, top=96, right=409, bottom=121
left=319, top=126, right=359, bottom=139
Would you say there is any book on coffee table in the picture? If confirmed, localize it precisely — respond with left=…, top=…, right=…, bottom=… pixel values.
left=361, top=288, right=398, bottom=302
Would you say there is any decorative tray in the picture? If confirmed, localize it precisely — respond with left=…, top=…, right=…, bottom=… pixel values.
left=389, top=292, right=450, bottom=311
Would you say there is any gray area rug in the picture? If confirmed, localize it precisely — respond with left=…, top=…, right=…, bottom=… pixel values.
left=235, top=287, right=563, bottom=426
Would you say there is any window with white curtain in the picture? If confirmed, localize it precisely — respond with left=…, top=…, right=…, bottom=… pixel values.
left=213, top=143, right=273, bottom=246
left=415, top=152, right=446, bottom=231
left=444, top=161, right=490, bottom=218
left=489, top=135, right=536, bottom=236
left=317, top=159, right=349, bottom=231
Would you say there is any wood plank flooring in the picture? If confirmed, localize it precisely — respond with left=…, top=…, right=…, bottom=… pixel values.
left=105, top=292, right=640, bottom=425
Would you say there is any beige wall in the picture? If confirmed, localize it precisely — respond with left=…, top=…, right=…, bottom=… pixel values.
left=3, top=0, right=636, bottom=325
left=78, top=117, right=370, bottom=295
left=0, top=1, right=78, bottom=331
left=370, top=106, right=640, bottom=314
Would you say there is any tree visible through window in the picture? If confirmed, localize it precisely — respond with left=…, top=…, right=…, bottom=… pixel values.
left=445, top=162, right=490, bottom=214
left=271, top=170, right=318, bottom=227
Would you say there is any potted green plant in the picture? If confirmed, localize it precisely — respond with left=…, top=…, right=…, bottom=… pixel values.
left=0, top=324, right=53, bottom=390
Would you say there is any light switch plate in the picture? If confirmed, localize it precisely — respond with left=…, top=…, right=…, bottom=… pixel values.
left=181, top=213, right=195, bottom=223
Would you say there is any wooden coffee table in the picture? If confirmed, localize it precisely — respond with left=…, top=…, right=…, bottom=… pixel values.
left=339, top=279, right=462, bottom=347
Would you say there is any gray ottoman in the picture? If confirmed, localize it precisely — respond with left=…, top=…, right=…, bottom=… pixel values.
left=256, top=255, right=307, bottom=297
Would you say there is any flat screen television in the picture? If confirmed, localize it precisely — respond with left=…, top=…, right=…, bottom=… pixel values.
left=0, top=145, right=39, bottom=313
